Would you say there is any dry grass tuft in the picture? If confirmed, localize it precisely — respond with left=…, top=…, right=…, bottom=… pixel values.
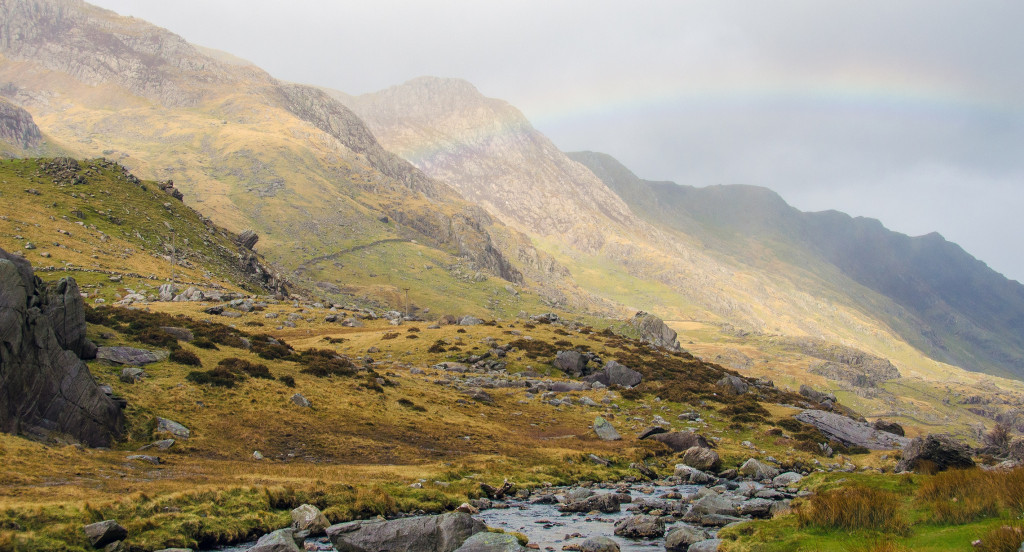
left=976, top=524, right=1024, bottom=552
left=917, top=467, right=1024, bottom=523
left=796, top=485, right=909, bottom=535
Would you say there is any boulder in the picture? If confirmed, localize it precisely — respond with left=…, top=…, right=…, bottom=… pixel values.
left=119, top=367, right=146, bottom=384
left=896, top=434, right=975, bottom=473
left=0, top=249, right=122, bottom=447
left=716, top=375, right=749, bottom=395
left=637, top=426, right=667, bottom=440
left=612, top=514, right=664, bottom=539
left=327, top=512, right=485, bottom=552
left=737, top=498, right=775, bottom=518
left=628, top=311, right=681, bottom=351
left=682, top=446, right=721, bottom=472
left=247, top=528, right=301, bottom=552
left=593, top=416, right=621, bottom=441
left=158, top=284, right=178, bottom=302
left=795, top=409, right=910, bottom=450
left=159, top=327, right=194, bottom=342
left=96, top=347, right=167, bottom=366
left=738, top=458, right=780, bottom=481
left=799, top=385, right=836, bottom=405
left=558, top=493, right=622, bottom=513
left=291, top=393, right=312, bottom=408
left=155, top=417, right=190, bottom=439
left=291, top=503, right=329, bottom=535
left=690, top=493, right=739, bottom=516
left=585, top=361, right=642, bottom=388
left=237, top=230, right=259, bottom=250
left=873, top=419, right=905, bottom=436
left=459, top=316, right=483, bottom=326
left=553, top=350, right=587, bottom=376
left=665, top=525, right=710, bottom=551
left=772, top=472, right=804, bottom=487
left=646, top=431, right=712, bottom=452
left=688, top=539, right=723, bottom=552
left=579, top=536, right=620, bottom=552
left=40, top=277, right=97, bottom=359
left=82, top=520, right=127, bottom=548
left=453, top=532, right=527, bottom=552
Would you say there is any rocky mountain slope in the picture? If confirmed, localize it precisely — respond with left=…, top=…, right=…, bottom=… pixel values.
left=0, top=0, right=600, bottom=316
left=571, top=150, right=1024, bottom=380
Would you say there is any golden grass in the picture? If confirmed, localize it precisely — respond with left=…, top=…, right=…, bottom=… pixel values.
left=795, top=485, right=910, bottom=535
left=976, top=524, right=1024, bottom=552
left=917, top=467, right=1024, bottom=523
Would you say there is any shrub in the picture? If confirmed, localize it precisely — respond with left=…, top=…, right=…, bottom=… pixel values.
left=168, top=349, right=202, bottom=366
left=136, top=328, right=180, bottom=349
left=279, top=375, right=296, bottom=388
left=186, top=366, right=243, bottom=388
left=397, top=398, right=426, bottom=412
left=251, top=336, right=294, bottom=361
left=297, top=349, right=355, bottom=378
left=508, top=338, right=558, bottom=360
left=192, top=337, right=219, bottom=350
left=381, top=332, right=399, bottom=340
left=405, top=334, right=419, bottom=339
left=407, top=327, right=420, bottom=333
left=977, top=525, right=1024, bottom=552
left=218, top=358, right=273, bottom=379
left=427, top=340, right=447, bottom=353
left=796, top=485, right=909, bottom=534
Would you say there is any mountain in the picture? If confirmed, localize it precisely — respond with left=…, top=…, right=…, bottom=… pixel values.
left=0, top=0, right=602, bottom=316
left=571, top=150, right=1024, bottom=379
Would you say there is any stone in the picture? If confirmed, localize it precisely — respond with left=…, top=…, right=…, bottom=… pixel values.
left=158, top=284, right=178, bottom=302
left=585, top=360, right=642, bottom=388
left=453, top=531, right=527, bottom=552
left=40, top=277, right=97, bottom=359
left=126, top=454, right=161, bottom=464
left=873, top=419, right=905, bottom=436
left=579, top=536, right=620, bottom=552
left=896, top=433, right=975, bottom=473
left=795, top=409, right=910, bottom=450
left=612, top=514, right=664, bottom=539
left=96, top=347, right=167, bottom=366
left=159, top=327, right=194, bottom=342
left=772, top=472, right=804, bottom=487
left=558, top=493, right=622, bottom=513
left=119, top=367, right=146, bottom=383
left=0, top=249, right=122, bottom=447
left=716, top=375, right=749, bottom=395
left=291, top=393, right=312, bottom=408
left=247, top=528, right=301, bottom=552
left=291, top=503, right=329, bottom=535
left=459, top=316, right=483, bottom=326
left=688, top=539, right=723, bottom=552
left=665, top=525, right=710, bottom=551
left=646, top=431, right=712, bottom=452
left=237, top=230, right=259, bottom=250
left=593, top=416, right=621, bottom=441
left=83, top=520, right=127, bottom=548
left=682, top=446, right=722, bottom=472
left=327, top=512, right=485, bottom=552
left=738, top=458, right=780, bottom=481
left=637, top=426, right=668, bottom=440
left=799, top=385, right=836, bottom=405
left=737, top=498, right=775, bottom=518
left=155, top=417, right=190, bottom=439
left=628, top=311, right=681, bottom=351
left=690, top=493, right=739, bottom=517
left=553, top=350, right=587, bottom=376
left=203, top=305, right=224, bottom=315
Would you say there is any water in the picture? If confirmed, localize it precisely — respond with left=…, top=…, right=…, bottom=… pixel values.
left=209, top=484, right=712, bottom=551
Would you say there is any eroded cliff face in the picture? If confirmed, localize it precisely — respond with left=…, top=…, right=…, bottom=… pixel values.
left=0, top=247, right=122, bottom=447
left=0, top=97, right=42, bottom=149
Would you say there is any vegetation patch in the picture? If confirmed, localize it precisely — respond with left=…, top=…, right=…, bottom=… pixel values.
left=795, top=484, right=910, bottom=535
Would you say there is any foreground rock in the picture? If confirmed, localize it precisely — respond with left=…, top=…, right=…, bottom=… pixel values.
left=558, top=493, right=623, bottom=514
left=593, top=416, right=621, bottom=441
left=795, top=409, right=910, bottom=450
left=290, top=503, right=329, bottom=535
left=645, top=431, right=712, bottom=452
left=453, top=531, right=527, bottom=552
left=682, top=446, right=721, bottom=472
left=580, top=536, right=620, bottom=552
left=628, top=311, right=681, bottom=351
left=584, top=360, right=642, bottom=388
left=0, top=248, right=123, bottom=446
left=665, top=525, right=710, bottom=551
left=82, top=520, right=127, bottom=548
left=896, top=433, right=976, bottom=473
left=247, top=528, right=301, bottom=552
left=612, top=514, right=664, bottom=538
left=327, top=512, right=485, bottom=552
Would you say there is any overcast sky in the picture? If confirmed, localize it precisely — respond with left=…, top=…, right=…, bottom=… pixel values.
left=92, top=0, right=1024, bottom=282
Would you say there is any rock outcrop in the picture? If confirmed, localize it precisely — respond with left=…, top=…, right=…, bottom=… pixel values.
left=0, top=248, right=122, bottom=446
left=896, top=434, right=975, bottom=473
left=629, top=311, right=681, bottom=351
left=327, top=512, right=485, bottom=552
left=795, top=409, right=909, bottom=450
left=0, top=97, right=42, bottom=149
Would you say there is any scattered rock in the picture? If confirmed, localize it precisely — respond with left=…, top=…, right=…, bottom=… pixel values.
left=646, top=431, right=712, bottom=452
left=873, top=419, right=905, bottom=436
left=82, top=520, right=127, bottom=548
left=716, top=375, right=749, bottom=395
left=612, top=514, right=664, bottom=539
left=553, top=350, right=588, bottom=376
left=799, top=384, right=836, bottom=405
left=688, top=539, right=723, bottom=552
left=453, top=531, right=528, bottom=552
left=459, top=316, right=483, bottom=326
left=291, top=393, right=312, bottom=408
left=682, top=446, right=721, bottom=472
left=126, top=454, right=161, bottom=465
left=628, top=311, right=681, bottom=351
left=665, top=525, right=710, bottom=551
left=558, top=493, right=622, bottom=514
left=119, top=367, right=146, bottom=383
left=291, top=504, right=329, bottom=535
left=327, top=512, right=485, bottom=552
left=795, top=409, right=910, bottom=450
left=155, top=417, right=190, bottom=439
left=593, top=416, right=621, bottom=441
left=772, top=472, right=804, bottom=487
left=247, top=528, right=301, bottom=552
left=896, top=433, right=976, bottom=473
left=739, top=458, right=780, bottom=481
left=160, top=327, right=194, bottom=342
left=97, top=347, right=167, bottom=366
left=585, top=360, right=642, bottom=388
left=579, top=536, right=620, bottom=552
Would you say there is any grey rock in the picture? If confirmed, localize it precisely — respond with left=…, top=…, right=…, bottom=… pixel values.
left=737, top=497, right=775, bottom=518
left=159, top=326, right=194, bottom=342
left=553, top=350, right=587, bottom=376
left=738, top=459, right=780, bottom=481
left=585, top=360, right=642, bottom=388
left=203, top=305, right=224, bottom=315
left=593, top=416, right=621, bottom=441
left=291, top=503, right=329, bottom=535
left=327, top=511, right=485, bottom=552
left=772, top=472, right=803, bottom=487
left=799, top=385, right=836, bottom=404
left=453, top=531, right=527, bottom=552
left=83, top=520, right=127, bottom=548
left=155, top=417, right=190, bottom=439
left=459, top=316, right=483, bottom=326
left=40, top=277, right=96, bottom=359
left=558, top=493, right=622, bottom=513
left=688, top=539, right=723, bottom=552
left=637, top=426, right=668, bottom=440
left=647, top=431, right=712, bottom=452
left=97, top=346, right=167, bottom=366
left=872, top=419, right=905, bottom=436
left=126, top=454, right=161, bottom=464
left=158, top=284, right=177, bottom=302
left=579, top=536, right=620, bottom=552
left=896, top=433, right=975, bottom=473
left=795, top=409, right=910, bottom=450
left=612, top=514, right=664, bottom=539
left=0, top=97, right=42, bottom=148
left=119, top=367, right=146, bottom=383
left=291, top=393, right=312, bottom=408
left=716, top=375, right=749, bottom=395
left=665, top=525, right=710, bottom=551
left=682, top=446, right=721, bottom=472
left=628, top=311, right=681, bottom=351
left=247, top=528, right=301, bottom=552
left=237, top=230, right=259, bottom=250
left=0, top=250, right=122, bottom=447
left=689, top=493, right=739, bottom=517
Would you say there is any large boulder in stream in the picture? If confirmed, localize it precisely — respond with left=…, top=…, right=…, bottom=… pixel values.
left=327, top=512, right=485, bottom=552
left=0, top=248, right=123, bottom=447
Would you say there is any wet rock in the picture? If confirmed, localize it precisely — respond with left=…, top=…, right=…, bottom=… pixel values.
left=97, top=346, right=167, bottom=366
left=674, top=464, right=716, bottom=485
left=682, top=446, right=721, bottom=472
left=737, top=498, right=775, bottom=518
left=646, top=431, right=712, bottom=452
left=628, top=311, right=681, bottom=351
left=896, top=433, right=975, bottom=473
left=291, top=503, right=329, bottom=535
left=593, top=416, right=621, bottom=441
left=772, top=472, right=803, bottom=487
left=579, top=536, right=620, bottom=552
left=558, top=493, right=622, bottom=514
left=738, top=458, right=779, bottom=481
left=689, top=493, right=739, bottom=517
left=453, top=531, right=527, bottom=552
left=665, top=525, right=710, bottom=551
left=247, top=528, right=301, bottom=552
left=612, top=514, right=664, bottom=539
left=688, top=539, right=723, bottom=552
left=795, top=409, right=910, bottom=450
left=327, top=511, right=485, bottom=552
left=82, top=520, right=127, bottom=548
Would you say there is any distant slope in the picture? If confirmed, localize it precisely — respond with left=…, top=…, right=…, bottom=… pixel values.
left=571, top=150, right=1024, bottom=378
